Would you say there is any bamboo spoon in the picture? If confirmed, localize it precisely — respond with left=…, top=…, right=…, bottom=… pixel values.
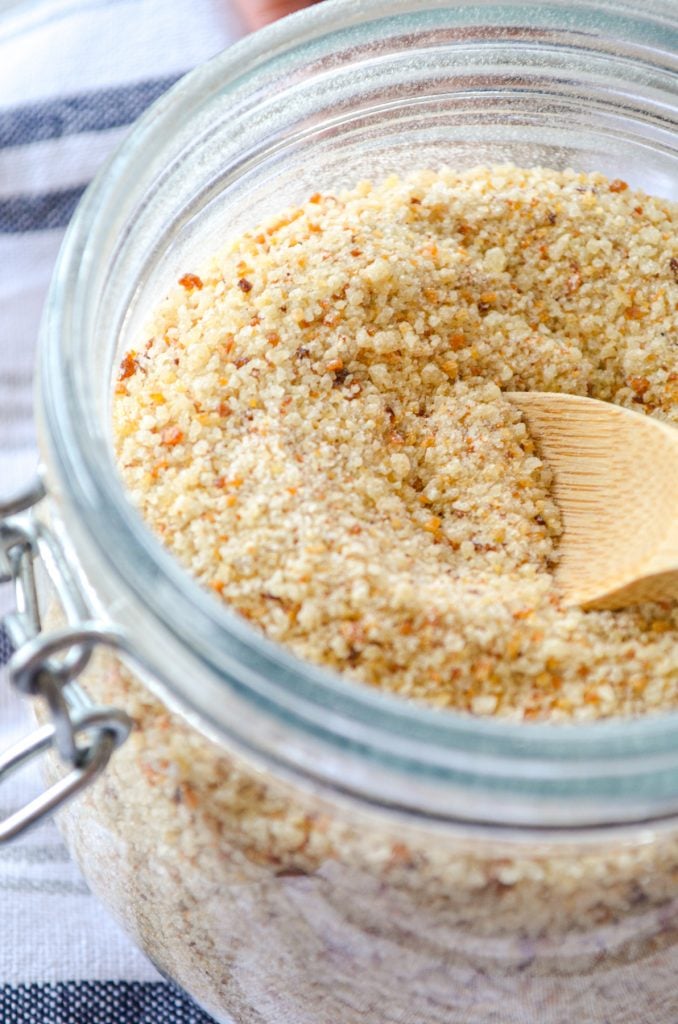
left=507, top=392, right=678, bottom=610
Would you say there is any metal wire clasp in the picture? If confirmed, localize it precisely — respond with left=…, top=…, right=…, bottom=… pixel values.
left=0, top=477, right=132, bottom=843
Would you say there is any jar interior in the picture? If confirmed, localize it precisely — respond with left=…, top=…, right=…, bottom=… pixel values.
left=39, top=1, right=678, bottom=828
left=117, top=32, right=678, bottom=365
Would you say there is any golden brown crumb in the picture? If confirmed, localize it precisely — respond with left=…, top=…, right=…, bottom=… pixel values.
left=178, top=273, right=203, bottom=291
left=114, top=166, right=678, bottom=722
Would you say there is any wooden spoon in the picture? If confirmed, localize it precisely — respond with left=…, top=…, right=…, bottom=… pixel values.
left=507, top=392, right=678, bottom=610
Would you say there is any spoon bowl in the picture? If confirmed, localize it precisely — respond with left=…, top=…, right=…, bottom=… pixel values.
left=507, top=392, right=678, bottom=610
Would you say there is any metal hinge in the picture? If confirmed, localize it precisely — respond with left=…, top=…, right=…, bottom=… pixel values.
left=0, top=477, right=132, bottom=842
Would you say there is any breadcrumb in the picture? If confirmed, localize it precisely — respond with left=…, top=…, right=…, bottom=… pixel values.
left=114, top=166, right=678, bottom=721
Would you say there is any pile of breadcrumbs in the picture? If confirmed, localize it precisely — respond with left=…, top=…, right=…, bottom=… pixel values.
left=114, top=165, right=677, bottom=720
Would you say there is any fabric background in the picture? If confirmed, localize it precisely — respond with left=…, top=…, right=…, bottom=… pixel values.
left=0, top=1, right=246, bottom=1020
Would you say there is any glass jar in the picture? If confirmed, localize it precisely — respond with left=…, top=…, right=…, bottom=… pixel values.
left=8, top=1, right=678, bottom=1021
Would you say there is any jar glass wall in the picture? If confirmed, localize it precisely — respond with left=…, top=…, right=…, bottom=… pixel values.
left=35, top=1, right=678, bottom=1021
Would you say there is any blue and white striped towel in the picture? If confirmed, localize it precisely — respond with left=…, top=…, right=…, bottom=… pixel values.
left=0, top=1, right=244, bottom=1020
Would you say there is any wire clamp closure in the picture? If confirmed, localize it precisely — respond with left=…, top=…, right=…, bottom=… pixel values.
left=0, top=478, right=132, bottom=842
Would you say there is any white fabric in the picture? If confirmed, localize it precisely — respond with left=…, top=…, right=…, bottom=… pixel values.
left=0, top=129, right=130, bottom=198
left=0, top=0, right=244, bottom=988
left=0, top=686, right=164, bottom=984
left=0, top=0, right=241, bottom=104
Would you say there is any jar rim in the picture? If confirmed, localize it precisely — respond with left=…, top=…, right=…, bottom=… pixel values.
left=38, top=0, right=678, bottom=829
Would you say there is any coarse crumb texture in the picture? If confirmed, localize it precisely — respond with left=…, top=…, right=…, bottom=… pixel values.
left=114, top=166, right=678, bottom=720
left=54, top=644, right=678, bottom=1024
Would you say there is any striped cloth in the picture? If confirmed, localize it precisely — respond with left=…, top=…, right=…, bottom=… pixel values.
left=0, top=1, right=244, bottom=1020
